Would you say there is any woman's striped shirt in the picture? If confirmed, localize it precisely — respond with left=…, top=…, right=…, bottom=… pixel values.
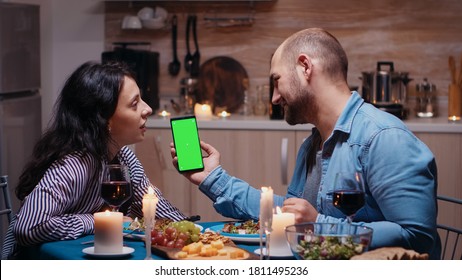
left=12, top=146, right=186, bottom=246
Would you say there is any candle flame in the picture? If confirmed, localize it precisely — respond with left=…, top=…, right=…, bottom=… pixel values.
left=148, top=186, right=155, bottom=195
left=160, top=110, right=170, bottom=117
left=201, top=104, right=210, bottom=111
left=275, top=206, right=282, bottom=214
left=220, top=111, right=229, bottom=117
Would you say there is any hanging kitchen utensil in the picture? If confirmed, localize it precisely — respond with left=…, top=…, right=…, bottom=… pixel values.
left=190, top=15, right=201, bottom=77
left=168, top=15, right=180, bottom=76
left=184, top=15, right=193, bottom=73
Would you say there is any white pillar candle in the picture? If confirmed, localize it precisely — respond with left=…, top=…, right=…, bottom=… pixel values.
left=194, top=103, right=212, bottom=120
left=259, top=186, right=273, bottom=229
left=270, top=206, right=295, bottom=255
left=142, top=186, right=159, bottom=227
left=94, top=210, right=123, bottom=254
left=143, top=186, right=159, bottom=259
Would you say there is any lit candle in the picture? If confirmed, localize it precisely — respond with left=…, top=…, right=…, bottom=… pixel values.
left=448, top=115, right=460, bottom=122
left=270, top=206, right=295, bottom=256
left=194, top=103, right=212, bottom=120
left=94, top=210, right=123, bottom=253
left=158, top=110, right=171, bottom=118
left=259, top=186, right=273, bottom=230
left=218, top=110, right=231, bottom=118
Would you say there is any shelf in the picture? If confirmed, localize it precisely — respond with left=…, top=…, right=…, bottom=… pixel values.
left=204, top=13, right=254, bottom=27
left=102, top=0, right=275, bottom=2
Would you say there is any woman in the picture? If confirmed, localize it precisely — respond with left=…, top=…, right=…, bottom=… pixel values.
left=2, top=61, right=186, bottom=259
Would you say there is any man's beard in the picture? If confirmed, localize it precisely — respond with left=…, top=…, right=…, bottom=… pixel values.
left=284, top=82, right=315, bottom=125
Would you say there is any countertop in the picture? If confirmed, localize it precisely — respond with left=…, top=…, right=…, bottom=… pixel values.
left=147, top=115, right=462, bottom=133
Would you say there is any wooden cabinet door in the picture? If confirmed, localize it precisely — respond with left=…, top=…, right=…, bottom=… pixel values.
left=414, top=133, right=462, bottom=229
left=296, top=130, right=312, bottom=152
left=136, top=129, right=462, bottom=233
left=135, top=129, right=193, bottom=217
left=136, top=128, right=308, bottom=222
left=189, top=129, right=298, bottom=221
left=200, top=130, right=297, bottom=195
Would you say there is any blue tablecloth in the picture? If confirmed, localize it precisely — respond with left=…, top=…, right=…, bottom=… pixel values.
left=24, top=221, right=262, bottom=260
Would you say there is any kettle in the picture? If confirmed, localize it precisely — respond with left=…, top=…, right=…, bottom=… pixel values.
left=180, top=77, right=198, bottom=114
left=360, top=61, right=411, bottom=119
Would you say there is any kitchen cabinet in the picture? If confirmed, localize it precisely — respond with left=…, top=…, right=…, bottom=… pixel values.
left=136, top=128, right=309, bottom=221
left=414, top=133, right=462, bottom=231
left=192, top=129, right=300, bottom=221
left=103, top=0, right=274, bottom=2
left=136, top=124, right=461, bottom=230
left=135, top=129, right=192, bottom=215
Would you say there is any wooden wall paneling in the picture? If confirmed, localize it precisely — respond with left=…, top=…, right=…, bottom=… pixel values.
left=105, top=0, right=462, bottom=104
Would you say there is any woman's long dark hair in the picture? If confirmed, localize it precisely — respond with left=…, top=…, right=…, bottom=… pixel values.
left=16, top=61, right=134, bottom=201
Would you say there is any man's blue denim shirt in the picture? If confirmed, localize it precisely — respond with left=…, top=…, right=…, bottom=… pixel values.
left=199, top=92, right=440, bottom=259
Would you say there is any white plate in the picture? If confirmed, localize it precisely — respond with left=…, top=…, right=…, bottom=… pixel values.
left=254, top=248, right=293, bottom=259
left=82, top=246, right=134, bottom=258
left=207, top=224, right=265, bottom=243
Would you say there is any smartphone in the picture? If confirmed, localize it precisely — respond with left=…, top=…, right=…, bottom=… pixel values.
left=170, top=115, right=204, bottom=172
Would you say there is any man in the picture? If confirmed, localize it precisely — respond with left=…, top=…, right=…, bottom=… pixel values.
left=171, top=28, right=440, bottom=259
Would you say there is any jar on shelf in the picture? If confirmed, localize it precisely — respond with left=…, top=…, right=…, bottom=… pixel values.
left=254, top=85, right=268, bottom=116
left=239, top=78, right=253, bottom=116
left=415, top=78, right=437, bottom=118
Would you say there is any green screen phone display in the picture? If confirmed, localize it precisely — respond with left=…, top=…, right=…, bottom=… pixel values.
left=170, top=116, right=204, bottom=172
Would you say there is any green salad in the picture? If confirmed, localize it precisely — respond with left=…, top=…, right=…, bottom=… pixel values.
left=222, top=220, right=260, bottom=234
left=296, top=235, right=365, bottom=260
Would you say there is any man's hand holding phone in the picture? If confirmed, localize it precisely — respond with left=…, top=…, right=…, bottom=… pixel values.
left=170, top=140, right=220, bottom=185
left=170, top=116, right=220, bottom=185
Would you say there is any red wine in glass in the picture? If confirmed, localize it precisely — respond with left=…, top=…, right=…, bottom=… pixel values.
left=101, top=181, right=131, bottom=210
left=332, top=171, right=365, bottom=223
left=101, top=164, right=132, bottom=212
left=333, top=190, right=365, bottom=216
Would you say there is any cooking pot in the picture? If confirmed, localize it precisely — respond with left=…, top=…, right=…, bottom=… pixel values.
left=360, top=61, right=411, bottom=119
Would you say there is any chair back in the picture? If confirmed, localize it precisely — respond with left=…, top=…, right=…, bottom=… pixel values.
left=437, top=195, right=462, bottom=260
left=0, top=175, right=13, bottom=224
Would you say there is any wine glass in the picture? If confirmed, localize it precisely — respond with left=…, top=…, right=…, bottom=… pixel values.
left=332, top=171, right=365, bottom=223
left=101, top=164, right=132, bottom=212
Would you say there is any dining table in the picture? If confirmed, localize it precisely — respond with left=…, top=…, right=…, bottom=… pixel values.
left=21, top=221, right=271, bottom=260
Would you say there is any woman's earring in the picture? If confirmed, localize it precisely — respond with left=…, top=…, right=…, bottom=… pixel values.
left=108, top=126, right=112, bottom=133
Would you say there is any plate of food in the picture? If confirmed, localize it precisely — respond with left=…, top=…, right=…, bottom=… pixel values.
left=123, top=218, right=203, bottom=241
left=124, top=218, right=204, bottom=247
left=151, top=233, right=258, bottom=260
left=206, top=220, right=264, bottom=243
